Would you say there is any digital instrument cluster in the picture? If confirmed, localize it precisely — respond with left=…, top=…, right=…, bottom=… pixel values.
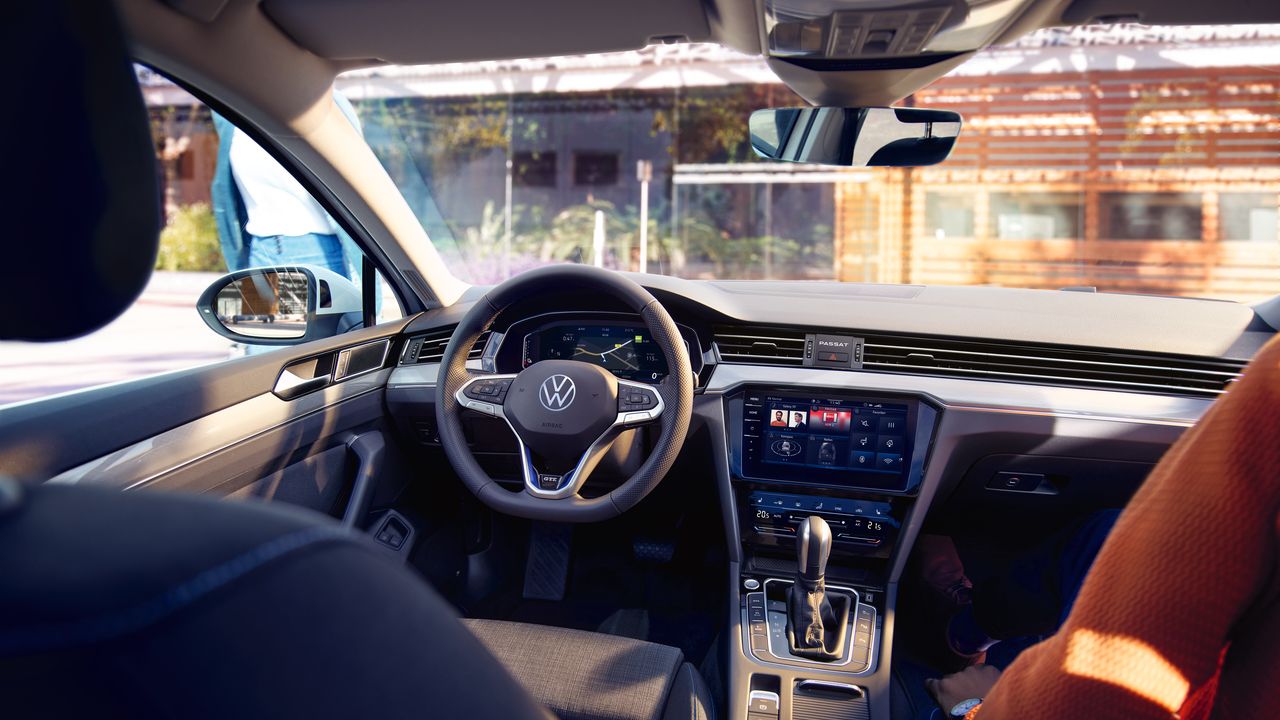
left=522, top=323, right=673, bottom=382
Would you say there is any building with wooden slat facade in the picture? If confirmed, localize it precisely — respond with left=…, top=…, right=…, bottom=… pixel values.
left=143, top=26, right=1280, bottom=299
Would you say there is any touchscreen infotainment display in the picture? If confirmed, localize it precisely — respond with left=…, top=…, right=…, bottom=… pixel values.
left=741, top=391, right=913, bottom=491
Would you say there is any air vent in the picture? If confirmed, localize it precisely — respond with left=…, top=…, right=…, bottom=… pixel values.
left=402, top=327, right=490, bottom=364
left=712, top=327, right=806, bottom=365
left=715, top=325, right=1245, bottom=398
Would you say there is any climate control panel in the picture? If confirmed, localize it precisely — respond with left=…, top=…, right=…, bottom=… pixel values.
left=745, top=490, right=900, bottom=556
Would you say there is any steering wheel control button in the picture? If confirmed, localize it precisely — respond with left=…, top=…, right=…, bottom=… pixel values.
left=462, top=399, right=498, bottom=416
left=464, top=378, right=513, bottom=403
left=618, top=386, right=659, bottom=412
left=537, top=474, right=563, bottom=491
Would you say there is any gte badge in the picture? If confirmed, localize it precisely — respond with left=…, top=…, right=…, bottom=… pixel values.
left=539, top=374, right=576, bottom=411
left=806, top=334, right=864, bottom=370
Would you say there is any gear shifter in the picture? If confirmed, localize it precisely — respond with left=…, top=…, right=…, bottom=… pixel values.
left=786, top=516, right=851, bottom=661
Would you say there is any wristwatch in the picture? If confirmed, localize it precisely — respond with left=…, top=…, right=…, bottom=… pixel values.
left=949, top=698, right=982, bottom=718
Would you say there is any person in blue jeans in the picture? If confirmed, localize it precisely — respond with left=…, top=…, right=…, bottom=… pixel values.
left=210, top=91, right=370, bottom=353
left=896, top=510, right=1122, bottom=719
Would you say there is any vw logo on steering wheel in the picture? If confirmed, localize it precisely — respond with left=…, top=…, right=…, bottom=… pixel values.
left=538, top=374, right=576, bottom=411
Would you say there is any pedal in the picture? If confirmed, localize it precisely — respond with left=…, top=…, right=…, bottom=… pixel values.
left=632, top=538, right=675, bottom=564
left=522, top=522, right=572, bottom=601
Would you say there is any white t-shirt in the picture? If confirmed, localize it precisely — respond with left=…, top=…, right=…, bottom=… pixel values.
left=229, top=130, right=336, bottom=238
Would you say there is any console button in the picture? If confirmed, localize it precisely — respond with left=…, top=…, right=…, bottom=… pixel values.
left=748, top=692, right=780, bottom=715
left=851, top=450, right=876, bottom=468
left=876, top=453, right=903, bottom=470
left=851, top=643, right=870, bottom=666
left=850, top=433, right=875, bottom=451
left=987, top=471, right=1044, bottom=493
left=755, top=525, right=795, bottom=536
left=878, top=416, right=905, bottom=433
left=876, top=435, right=904, bottom=453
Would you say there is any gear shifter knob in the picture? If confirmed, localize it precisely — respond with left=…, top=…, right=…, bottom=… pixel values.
left=797, top=515, right=832, bottom=583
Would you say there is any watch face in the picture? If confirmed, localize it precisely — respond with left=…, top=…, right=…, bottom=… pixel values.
left=950, top=698, right=982, bottom=717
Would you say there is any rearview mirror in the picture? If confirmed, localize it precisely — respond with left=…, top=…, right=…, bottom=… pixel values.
left=749, top=107, right=961, bottom=167
left=197, top=265, right=363, bottom=346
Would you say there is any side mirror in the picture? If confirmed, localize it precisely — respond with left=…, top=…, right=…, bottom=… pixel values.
left=197, top=265, right=362, bottom=346
left=749, top=106, right=962, bottom=167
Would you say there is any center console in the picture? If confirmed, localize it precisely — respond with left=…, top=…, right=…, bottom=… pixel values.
left=724, top=386, right=939, bottom=720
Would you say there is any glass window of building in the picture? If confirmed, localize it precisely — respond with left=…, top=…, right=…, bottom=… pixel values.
left=923, top=191, right=975, bottom=239
left=1219, top=192, right=1278, bottom=242
left=1098, top=193, right=1203, bottom=241
left=990, top=192, right=1083, bottom=240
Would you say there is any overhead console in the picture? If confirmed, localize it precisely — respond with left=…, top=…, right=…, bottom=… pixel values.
left=763, top=0, right=1038, bottom=61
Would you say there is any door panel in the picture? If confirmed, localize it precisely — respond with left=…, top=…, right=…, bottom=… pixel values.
left=0, top=318, right=415, bottom=515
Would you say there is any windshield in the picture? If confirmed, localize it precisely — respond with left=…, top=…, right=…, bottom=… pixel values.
left=339, top=24, right=1280, bottom=301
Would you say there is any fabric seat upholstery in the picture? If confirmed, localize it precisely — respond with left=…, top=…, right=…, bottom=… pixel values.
left=0, top=483, right=716, bottom=720
left=0, top=483, right=553, bottom=719
left=463, top=619, right=714, bottom=720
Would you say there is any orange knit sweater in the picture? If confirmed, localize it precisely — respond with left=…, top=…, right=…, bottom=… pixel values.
left=972, top=335, right=1280, bottom=719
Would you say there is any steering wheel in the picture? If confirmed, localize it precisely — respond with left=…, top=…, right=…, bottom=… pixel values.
left=435, top=265, right=694, bottom=522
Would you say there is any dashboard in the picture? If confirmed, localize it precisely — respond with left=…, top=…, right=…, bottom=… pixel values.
left=386, top=275, right=1271, bottom=713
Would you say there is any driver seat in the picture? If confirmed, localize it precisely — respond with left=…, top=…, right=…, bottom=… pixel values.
left=0, top=482, right=714, bottom=720
left=0, top=3, right=712, bottom=719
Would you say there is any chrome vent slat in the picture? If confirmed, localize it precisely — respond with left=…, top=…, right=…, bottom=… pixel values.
left=861, top=360, right=1227, bottom=395
left=862, top=353, right=1227, bottom=387
left=718, top=352, right=806, bottom=364
left=714, top=325, right=1244, bottom=398
left=862, top=343, right=1242, bottom=377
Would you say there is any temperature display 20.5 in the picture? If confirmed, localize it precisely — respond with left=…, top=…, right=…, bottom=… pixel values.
left=523, top=324, right=671, bottom=381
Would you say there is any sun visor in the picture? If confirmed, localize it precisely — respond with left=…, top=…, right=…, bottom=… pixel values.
left=0, top=1, right=161, bottom=341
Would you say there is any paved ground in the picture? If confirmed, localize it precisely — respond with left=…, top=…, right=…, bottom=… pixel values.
left=0, top=272, right=237, bottom=407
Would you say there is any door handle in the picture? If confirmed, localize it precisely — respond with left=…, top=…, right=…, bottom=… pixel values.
left=342, top=431, right=386, bottom=528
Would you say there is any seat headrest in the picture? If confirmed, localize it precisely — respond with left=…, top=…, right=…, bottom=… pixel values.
left=0, top=1, right=161, bottom=341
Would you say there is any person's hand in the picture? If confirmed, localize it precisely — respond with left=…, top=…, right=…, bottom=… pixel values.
left=925, top=664, right=1002, bottom=715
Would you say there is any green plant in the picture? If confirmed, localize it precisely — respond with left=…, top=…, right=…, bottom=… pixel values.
left=155, top=203, right=225, bottom=272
